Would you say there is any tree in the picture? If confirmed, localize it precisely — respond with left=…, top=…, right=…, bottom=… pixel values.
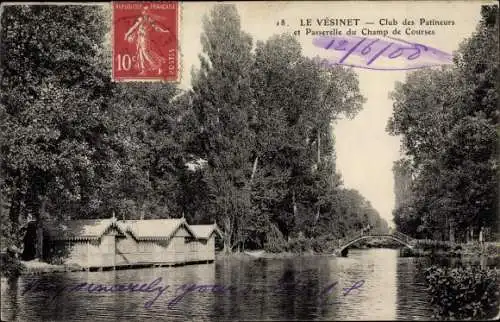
left=1, top=5, right=114, bottom=258
left=387, top=5, right=498, bottom=241
left=187, top=4, right=255, bottom=252
left=107, top=82, right=184, bottom=220
left=250, top=35, right=365, bottom=242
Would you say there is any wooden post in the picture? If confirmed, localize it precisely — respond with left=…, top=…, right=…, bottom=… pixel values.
left=87, top=241, right=90, bottom=270
left=112, top=234, right=116, bottom=270
left=140, top=204, right=145, bottom=220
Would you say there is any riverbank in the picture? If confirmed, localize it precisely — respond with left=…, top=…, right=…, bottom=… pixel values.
left=20, top=259, right=83, bottom=275
left=400, top=242, right=500, bottom=258
left=0, top=259, right=86, bottom=277
left=5, top=243, right=498, bottom=277
left=216, top=250, right=323, bottom=260
left=218, top=243, right=500, bottom=261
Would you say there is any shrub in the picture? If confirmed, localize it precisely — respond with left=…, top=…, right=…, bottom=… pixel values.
left=461, top=243, right=500, bottom=257
left=264, top=240, right=286, bottom=253
left=286, top=237, right=312, bottom=253
left=424, top=265, right=499, bottom=320
left=265, top=234, right=342, bottom=254
left=0, top=252, right=25, bottom=278
left=399, top=246, right=429, bottom=257
left=417, top=240, right=452, bottom=252
left=264, top=224, right=287, bottom=253
left=311, top=236, right=337, bottom=253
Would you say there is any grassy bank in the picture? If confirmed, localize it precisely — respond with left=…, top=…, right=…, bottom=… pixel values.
left=0, top=256, right=86, bottom=277
left=400, top=242, right=500, bottom=258
left=215, top=250, right=329, bottom=260
left=0, top=252, right=24, bottom=277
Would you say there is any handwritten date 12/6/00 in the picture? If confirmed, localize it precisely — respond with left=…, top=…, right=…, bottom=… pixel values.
left=313, top=36, right=453, bottom=71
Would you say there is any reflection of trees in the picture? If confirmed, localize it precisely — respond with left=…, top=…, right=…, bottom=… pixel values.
left=211, top=257, right=332, bottom=321
left=14, top=274, right=84, bottom=321
left=1, top=277, right=20, bottom=321
left=274, top=261, right=296, bottom=319
left=332, top=250, right=398, bottom=320
left=177, top=263, right=216, bottom=320
left=211, top=257, right=249, bottom=320
left=395, top=258, right=433, bottom=320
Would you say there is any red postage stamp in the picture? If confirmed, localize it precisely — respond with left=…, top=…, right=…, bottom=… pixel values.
left=112, top=1, right=179, bottom=82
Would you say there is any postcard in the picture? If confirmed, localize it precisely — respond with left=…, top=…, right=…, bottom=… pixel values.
left=0, top=1, right=498, bottom=321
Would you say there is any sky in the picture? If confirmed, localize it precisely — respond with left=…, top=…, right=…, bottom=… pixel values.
left=178, top=1, right=489, bottom=227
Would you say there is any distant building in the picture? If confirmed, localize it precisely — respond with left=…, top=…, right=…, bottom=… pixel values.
left=185, top=158, right=208, bottom=171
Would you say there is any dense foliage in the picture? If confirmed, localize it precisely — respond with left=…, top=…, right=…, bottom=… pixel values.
left=1, top=3, right=390, bottom=271
left=181, top=6, right=386, bottom=251
left=1, top=6, right=115, bottom=259
left=424, top=265, right=499, bottom=320
left=388, top=5, right=498, bottom=242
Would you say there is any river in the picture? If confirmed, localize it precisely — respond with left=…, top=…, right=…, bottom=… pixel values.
left=0, top=248, right=495, bottom=321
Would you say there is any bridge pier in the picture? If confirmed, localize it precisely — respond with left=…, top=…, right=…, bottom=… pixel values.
left=333, top=248, right=349, bottom=257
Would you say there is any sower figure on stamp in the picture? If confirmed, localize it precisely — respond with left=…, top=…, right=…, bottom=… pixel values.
left=124, top=6, right=171, bottom=76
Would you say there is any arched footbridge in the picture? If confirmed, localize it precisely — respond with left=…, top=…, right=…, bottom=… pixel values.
left=333, top=231, right=460, bottom=256
left=334, top=231, right=416, bottom=256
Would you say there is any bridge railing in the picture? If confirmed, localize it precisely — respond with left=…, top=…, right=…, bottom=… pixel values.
left=413, top=239, right=456, bottom=247
left=391, top=231, right=415, bottom=245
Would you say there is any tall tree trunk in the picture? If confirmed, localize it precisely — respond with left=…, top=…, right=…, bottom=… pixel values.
left=314, top=207, right=320, bottom=225
left=317, top=130, right=321, bottom=165
left=35, top=196, right=47, bottom=260
left=223, top=216, right=232, bottom=253
left=250, top=156, right=258, bottom=185
left=8, top=177, right=23, bottom=237
left=292, top=190, right=297, bottom=233
left=140, top=202, right=145, bottom=220
left=449, top=221, right=455, bottom=243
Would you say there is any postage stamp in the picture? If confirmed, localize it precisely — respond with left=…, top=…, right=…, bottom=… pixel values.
left=112, top=1, right=179, bottom=82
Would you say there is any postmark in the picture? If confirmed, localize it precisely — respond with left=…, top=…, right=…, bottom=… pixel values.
left=112, top=1, right=179, bottom=82
left=313, top=35, right=453, bottom=71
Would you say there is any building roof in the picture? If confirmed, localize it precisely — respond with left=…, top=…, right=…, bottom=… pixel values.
left=118, top=218, right=197, bottom=241
left=46, top=218, right=125, bottom=241
left=46, top=218, right=224, bottom=242
left=189, top=224, right=223, bottom=239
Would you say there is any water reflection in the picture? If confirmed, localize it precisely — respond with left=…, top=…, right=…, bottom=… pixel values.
left=334, top=249, right=398, bottom=320
left=211, top=250, right=403, bottom=321
left=395, top=258, right=433, bottom=320
left=2, top=249, right=471, bottom=321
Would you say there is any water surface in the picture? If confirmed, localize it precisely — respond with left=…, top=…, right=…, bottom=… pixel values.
left=1, top=249, right=466, bottom=321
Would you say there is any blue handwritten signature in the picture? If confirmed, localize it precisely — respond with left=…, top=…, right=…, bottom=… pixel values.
left=22, top=278, right=365, bottom=309
left=313, top=36, right=453, bottom=71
